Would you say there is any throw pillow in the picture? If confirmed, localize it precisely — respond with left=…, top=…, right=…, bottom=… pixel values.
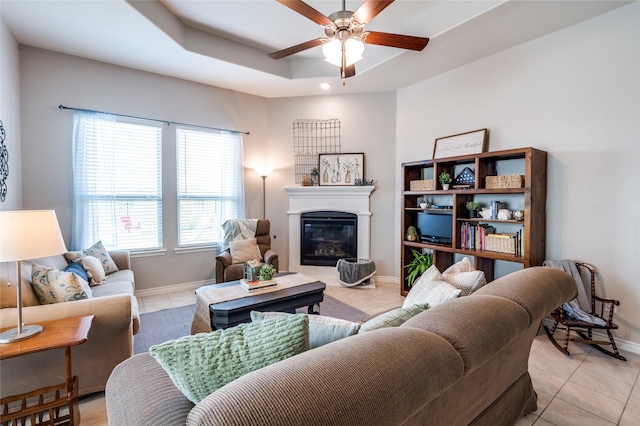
left=403, top=265, right=461, bottom=308
left=250, top=311, right=361, bottom=349
left=359, top=304, right=429, bottom=333
left=64, top=240, right=119, bottom=275
left=31, top=264, right=91, bottom=304
left=64, top=261, right=89, bottom=283
left=229, top=238, right=263, bottom=264
left=150, top=315, right=309, bottom=404
left=442, top=257, right=487, bottom=296
left=79, top=256, right=107, bottom=286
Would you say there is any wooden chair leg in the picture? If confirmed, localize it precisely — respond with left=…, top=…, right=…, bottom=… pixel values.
left=544, top=325, right=571, bottom=356
left=575, top=330, right=627, bottom=361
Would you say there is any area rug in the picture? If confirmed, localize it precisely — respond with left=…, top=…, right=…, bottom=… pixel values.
left=134, top=294, right=368, bottom=354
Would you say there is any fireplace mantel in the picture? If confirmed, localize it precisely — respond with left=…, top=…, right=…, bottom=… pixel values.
left=284, top=185, right=374, bottom=278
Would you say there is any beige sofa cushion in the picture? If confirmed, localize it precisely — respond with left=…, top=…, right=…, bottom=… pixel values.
left=229, top=238, right=262, bottom=264
left=31, top=264, right=91, bottom=304
left=0, top=262, right=40, bottom=308
left=65, top=240, right=119, bottom=274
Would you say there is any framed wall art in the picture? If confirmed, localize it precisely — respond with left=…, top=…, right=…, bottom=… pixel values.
left=433, top=129, right=488, bottom=159
left=318, top=153, right=364, bottom=186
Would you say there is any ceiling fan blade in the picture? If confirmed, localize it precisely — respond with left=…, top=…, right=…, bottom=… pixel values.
left=341, top=64, right=356, bottom=78
left=276, top=0, right=332, bottom=26
left=268, top=38, right=326, bottom=59
left=361, top=31, right=429, bottom=51
left=352, top=0, right=394, bottom=24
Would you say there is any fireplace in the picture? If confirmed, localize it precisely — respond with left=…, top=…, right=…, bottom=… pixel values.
left=300, top=211, right=357, bottom=266
left=284, top=185, right=374, bottom=279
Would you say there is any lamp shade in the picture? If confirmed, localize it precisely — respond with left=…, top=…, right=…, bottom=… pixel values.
left=322, top=38, right=364, bottom=67
left=0, top=210, right=67, bottom=262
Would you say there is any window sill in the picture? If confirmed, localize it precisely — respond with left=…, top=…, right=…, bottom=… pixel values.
left=173, top=245, right=218, bottom=255
left=130, top=249, right=167, bottom=258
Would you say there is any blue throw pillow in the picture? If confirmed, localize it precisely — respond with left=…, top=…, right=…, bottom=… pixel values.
left=65, top=261, right=89, bottom=283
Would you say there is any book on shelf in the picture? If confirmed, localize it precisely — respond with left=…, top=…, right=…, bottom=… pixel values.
left=240, top=279, right=277, bottom=292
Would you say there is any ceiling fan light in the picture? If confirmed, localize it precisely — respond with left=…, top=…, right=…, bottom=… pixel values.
left=344, top=38, right=364, bottom=65
left=322, top=38, right=365, bottom=67
left=322, top=39, right=343, bottom=66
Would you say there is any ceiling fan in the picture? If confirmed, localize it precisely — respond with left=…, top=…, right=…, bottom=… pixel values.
left=268, top=0, right=430, bottom=84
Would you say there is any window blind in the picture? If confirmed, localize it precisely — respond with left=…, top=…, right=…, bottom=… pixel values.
left=176, top=127, right=245, bottom=247
left=72, top=112, right=162, bottom=251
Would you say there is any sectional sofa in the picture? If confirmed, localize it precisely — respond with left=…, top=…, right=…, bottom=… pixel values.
left=105, top=267, right=575, bottom=425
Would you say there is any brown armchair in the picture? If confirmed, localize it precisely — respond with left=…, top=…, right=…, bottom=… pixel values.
left=215, top=219, right=279, bottom=283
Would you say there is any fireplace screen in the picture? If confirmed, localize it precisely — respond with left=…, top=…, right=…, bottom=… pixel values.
left=300, top=211, right=357, bottom=267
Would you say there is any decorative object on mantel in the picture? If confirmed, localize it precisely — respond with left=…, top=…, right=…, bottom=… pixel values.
left=354, top=178, right=374, bottom=186
left=438, top=171, right=452, bottom=190
left=433, top=129, right=488, bottom=159
left=319, top=153, right=364, bottom=186
left=292, top=119, right=341, bottom=185
left=309, top=167, right=319, bottom=185
left=0, top=120, right=8, bottom=202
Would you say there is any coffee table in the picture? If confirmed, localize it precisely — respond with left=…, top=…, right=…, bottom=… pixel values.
left=200, top=278, right=326, bottom=330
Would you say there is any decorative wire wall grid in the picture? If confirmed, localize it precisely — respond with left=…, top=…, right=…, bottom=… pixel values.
left=292, top=119, right=341, bottom=184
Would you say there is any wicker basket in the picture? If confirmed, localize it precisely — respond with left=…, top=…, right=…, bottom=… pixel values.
left=485, top=234, right=516, bottom=255
left=485, top=175, right=524, bottom=189
left=409, top=179, right=435, bottom=191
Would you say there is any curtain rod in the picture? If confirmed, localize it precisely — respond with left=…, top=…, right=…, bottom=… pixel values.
left=58, top=105, right=250, bottom=135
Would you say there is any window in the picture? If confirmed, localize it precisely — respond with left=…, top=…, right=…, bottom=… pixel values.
left=176, top=127, right=244, bottom=247
left=71, top=112, right=162, bottom=251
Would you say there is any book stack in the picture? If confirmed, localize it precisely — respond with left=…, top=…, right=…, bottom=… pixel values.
left=240, top=279, right=277, bottom=292
left=460, top=222, right=495, bottom=251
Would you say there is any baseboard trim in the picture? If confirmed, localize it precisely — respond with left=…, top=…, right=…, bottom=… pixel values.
left=542, top=318, right=640, bottom=355
left=134, top=279, right=215, bottom=297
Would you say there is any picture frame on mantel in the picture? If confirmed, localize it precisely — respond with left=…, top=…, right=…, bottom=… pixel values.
left=433, top=129, right=488, bottom=159
left=318, top=153, right=364, bottom=186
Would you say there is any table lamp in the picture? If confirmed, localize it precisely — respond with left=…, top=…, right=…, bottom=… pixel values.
left=0, top=210, right=67, bottom=343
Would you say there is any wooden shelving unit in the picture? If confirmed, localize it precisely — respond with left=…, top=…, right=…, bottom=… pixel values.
left=400, top=147, right=547, bottom=296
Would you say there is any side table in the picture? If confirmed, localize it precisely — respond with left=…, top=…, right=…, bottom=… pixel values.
left=0, top=315, right=94, bottom=426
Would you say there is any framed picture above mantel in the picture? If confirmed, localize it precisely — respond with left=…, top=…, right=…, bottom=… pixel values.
left=318, top=153, right=364, bottom=186
left=433, top=129, right=488, bottom=159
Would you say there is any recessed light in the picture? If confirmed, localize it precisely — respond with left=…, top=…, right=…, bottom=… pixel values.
left=320, top=83, right=331, bottom=90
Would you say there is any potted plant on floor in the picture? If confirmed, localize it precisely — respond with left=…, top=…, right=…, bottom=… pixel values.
left=439, top=172, right=452, bottom=190
left=404, top=249, right=433, bottom=287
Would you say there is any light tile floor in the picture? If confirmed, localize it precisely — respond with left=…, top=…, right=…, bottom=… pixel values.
left=80, top=280, right=640, bottom=425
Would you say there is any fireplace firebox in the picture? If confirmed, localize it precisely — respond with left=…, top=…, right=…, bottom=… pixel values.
left=300, top=211, right=357, bottom=267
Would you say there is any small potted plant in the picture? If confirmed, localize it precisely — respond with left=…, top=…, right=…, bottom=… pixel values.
left=439, top=171, right=452, bottom=190
left=404, top=249, right=433, bottom=287
left=259, top=264, right=277, bottom=281
left=466, top=201, right=480, bottom=218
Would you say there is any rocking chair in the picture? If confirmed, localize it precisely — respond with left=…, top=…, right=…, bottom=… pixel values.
left=544, top=262, right=626, bottom=361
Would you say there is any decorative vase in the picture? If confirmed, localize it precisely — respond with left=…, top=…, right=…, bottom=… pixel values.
left=406, top=226, right=418, bottom=242
left=301, top=174, right=310, bottom=186
left=323, top=169, right=329, bottom=182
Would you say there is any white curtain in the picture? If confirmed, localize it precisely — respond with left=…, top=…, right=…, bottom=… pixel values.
left=71, top=111, right=117, bottom=250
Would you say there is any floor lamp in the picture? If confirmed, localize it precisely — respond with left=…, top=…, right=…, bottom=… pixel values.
left=254, top=168, right=271, bottom=220
left=0, top=210, right=67, bottom=343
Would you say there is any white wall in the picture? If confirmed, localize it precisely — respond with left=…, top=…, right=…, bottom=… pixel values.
left=397, top=3, right=640, bottom=346
left=0, top=15, right=22, bottom=209
left=266, top=93, right=397, bottom=277
left=18, top=47, right=269, bottom=291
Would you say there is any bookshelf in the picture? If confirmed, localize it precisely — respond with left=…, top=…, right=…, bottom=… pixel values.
left=400, top=147, right=547, bottom=296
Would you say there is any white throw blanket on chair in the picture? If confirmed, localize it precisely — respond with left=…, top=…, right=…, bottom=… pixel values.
left=220, top=219, right=258, bottom=251
left=543, top=259, right=606, bottom=326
